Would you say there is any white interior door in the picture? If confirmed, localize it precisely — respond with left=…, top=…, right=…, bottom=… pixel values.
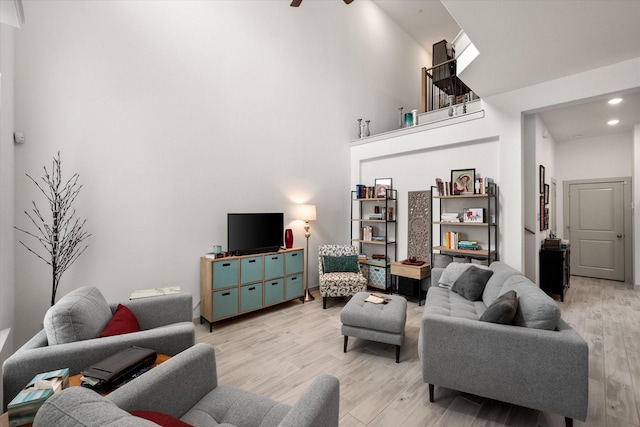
left=567, top=181, right=624, bottom=281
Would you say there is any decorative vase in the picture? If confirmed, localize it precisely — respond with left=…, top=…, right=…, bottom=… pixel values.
left=357, top=119, right=363, bottom=138
left=284, top=229, right=293, bottom=249
left=398, top=107, right=404, bottom=128
left=365, top=120, right=370, bottom=137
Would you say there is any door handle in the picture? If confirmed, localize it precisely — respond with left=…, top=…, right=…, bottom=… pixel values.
left=617, top=234, right=623, bottom=238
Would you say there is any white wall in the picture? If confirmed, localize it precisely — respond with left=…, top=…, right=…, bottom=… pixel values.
left=634, top=125, right=640, bottom=288
left=0, top=22, right=16, bottom=406
left=11, top=0, right=429, bottom=345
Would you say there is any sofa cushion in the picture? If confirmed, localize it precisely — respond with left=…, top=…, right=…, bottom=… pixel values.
left=482, top=262, right=524, bottom=306
left=438, top=262, right=488, bottom=289
left=451, top=266, right=494, bottom=301
left=322, top=255, right=359, bottom=273
left=131, top=410, right=193, bottom=427
left=425, top=286, right=485, bottom=320
left=99, top=304, right=141, bottom=338
left=479, top=290, right=518, bottom=324
left=44, top=286, right=113, bottom=345
left=501, top=276, right=561, bottom=330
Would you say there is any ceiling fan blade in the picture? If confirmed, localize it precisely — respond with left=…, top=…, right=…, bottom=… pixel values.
left=290, top=0, right=302, bottom=6
left=344, top=0, right=354, bottom=3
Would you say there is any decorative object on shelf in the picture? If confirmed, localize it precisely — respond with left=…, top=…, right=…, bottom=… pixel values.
left=296, top=204, right=317, bottom=301
left=365, top=120, right=370, bottom=137
left=398, top=107, right=404, bottom=128
left=451, top=168, right=476, bottom=195
left=448, top=95, right=455, bottom=117
left=357, top=118, right=364, bottom=138
left=539, top=164, right=545, bottom=194
left=14, top=152, right=92, bottom=306
left=374, top=177, right=392, bottom=198
left=404, top=112, right=413, bottom=128
left=411, top=109, right=418, bottom=126
left=408, top=190, right=431, bottom=264
left=463, top=208, right=484, bottom=223
left=212, top=245, right=222, bottom=254
left=284, top=229, right=293, bottom=249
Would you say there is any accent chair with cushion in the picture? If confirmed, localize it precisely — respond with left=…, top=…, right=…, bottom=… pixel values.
left=2, top=286, right=195, bottom=411
left=33, top=343, right=340, bottom=427
left=318, top=244, right=368, bottom=309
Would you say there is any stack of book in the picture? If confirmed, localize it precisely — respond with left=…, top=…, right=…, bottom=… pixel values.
left=8, top=368, right=69, bottom=426
left=458, top=240, right=479, bottom=250
left=445, top=231, right=461, bottom=249
left=441, top=212, right=460, bottom=222
left=367, top=213, right=384, bottom=220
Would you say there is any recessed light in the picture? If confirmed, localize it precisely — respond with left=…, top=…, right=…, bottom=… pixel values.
left=608, top=98, right=623, bottom=105
left=607, top=119, right=620, bottom=126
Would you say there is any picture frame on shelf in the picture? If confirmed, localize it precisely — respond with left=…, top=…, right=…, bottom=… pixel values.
left=374, top=178, right=392, bottom=198
left=451, top=168, right=475, bottom=195
left=539, top=165, right=545, bottom=194
left=544, top=184, right=549, bottom=204
left=463, top=208, right=484, bottom=223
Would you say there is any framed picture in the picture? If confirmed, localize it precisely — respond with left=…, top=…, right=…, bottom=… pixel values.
left=451, top=168, right=475, bottom=195
left=544, top=184, right=549, bottom=204
left=463, top=208, right=484, bottom=223
left=374, top=178, right=392, bottom=198
left=539, top=165, right=545, bottom=194
left=540, top=196, right=546, bottom=231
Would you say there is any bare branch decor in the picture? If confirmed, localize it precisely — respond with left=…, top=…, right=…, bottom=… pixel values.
left=15, top=152, right=91, bottom=306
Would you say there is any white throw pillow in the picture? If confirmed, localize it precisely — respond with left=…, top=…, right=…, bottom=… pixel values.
left=438, top=262, right=489, bottom=288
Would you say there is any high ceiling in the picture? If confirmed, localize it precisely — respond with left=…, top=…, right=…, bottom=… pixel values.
left=373, top=0, right=640, bottom=142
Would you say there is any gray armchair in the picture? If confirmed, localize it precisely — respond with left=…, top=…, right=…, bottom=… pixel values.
left=318, top=244, right=368, bottom=309
left=3, top=286, right=194, bottom=411
left=33, top=343, right=340, bottom=427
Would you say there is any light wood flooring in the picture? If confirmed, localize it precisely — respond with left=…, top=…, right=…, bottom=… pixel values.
left=195, top=276, right=640, bottom=426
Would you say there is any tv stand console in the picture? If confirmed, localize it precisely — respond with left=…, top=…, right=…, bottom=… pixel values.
left=199, top=247, right=304, bottom=332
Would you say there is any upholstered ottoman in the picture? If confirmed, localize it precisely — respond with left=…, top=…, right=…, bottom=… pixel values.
left=340, top=292, right=407, bottom=363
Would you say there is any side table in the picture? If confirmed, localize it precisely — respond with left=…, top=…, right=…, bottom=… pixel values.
left=390, top=262, right=431, bottom=306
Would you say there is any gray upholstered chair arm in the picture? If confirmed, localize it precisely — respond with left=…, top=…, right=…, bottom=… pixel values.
left=421, top=313, right=588, bottom=421
left=109, top=292, right=193, bottom=330
left=278, top=374, right=340, bottom=427
left=2, top=323, right=194, bottom=411
left=278, top=373, right=340, bottom=427
left=109, top=343, right=218, bottom=419
left=430, top=268, right=444, bottom=287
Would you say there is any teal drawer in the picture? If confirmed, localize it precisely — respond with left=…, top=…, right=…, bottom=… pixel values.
left=264, top=278, right=284, bottom=305
left=285, top=250, right=303, bottom=274
left=240, top=283, right=263, bottom=312
left=369, top=265, right=389, bottom=290
left=241, top=256, right=263, bottom=284
left=212, top=288, right=238, bottom=319
left=285, top=274, right=303, bottom=299
left=264, top=254, right=284, bottom=279
left=212, top=259, right=238, bottom=289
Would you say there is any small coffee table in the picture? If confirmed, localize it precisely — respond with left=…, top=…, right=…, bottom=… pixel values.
left=390, top=261, right=431, bottom=306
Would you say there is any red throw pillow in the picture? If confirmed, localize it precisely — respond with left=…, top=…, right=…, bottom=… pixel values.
left=98, top=304, right=141, bottom=337
left=130, top=410, right=193, bottom=427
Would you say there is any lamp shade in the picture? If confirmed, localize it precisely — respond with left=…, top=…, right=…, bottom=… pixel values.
left=297, top=204, right=317, bottom=221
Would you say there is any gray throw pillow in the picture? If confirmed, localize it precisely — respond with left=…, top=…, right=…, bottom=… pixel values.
left=451, top=266, right=494, bottom=301
left=44, top=286, right=113, bottom=345
left=323, top=255, right=359, bottom=273
left=480, top=290, right=518, bottom=324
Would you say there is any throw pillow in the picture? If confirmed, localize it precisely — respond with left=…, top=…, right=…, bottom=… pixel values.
left=98, top=304, right=141, bottom=337
left=451, top=266, right=494, bottom=301
left=438, top=262, right=489, bottom=288
left=323, top=255, right=359, bottom=273
left=131, top=410, right=193, bottom=427
left=480, top=290, right=518, bottom=324
left=44, top=286, right=113, bottom=345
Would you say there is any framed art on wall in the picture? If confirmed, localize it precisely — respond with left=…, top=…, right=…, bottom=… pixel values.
left=539, top=165, right=545, bottom=194
left=544, top=184, right=549, bottom=204
left=374, top=178, right=392, bottom=198
left=451, top=168, right=475, bottom=195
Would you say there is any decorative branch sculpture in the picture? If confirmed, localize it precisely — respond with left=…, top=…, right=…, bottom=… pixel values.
left=15, top=152, right=91, bottom=306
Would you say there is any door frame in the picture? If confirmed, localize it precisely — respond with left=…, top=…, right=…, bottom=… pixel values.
left=562, top=177, right=632, bottom=283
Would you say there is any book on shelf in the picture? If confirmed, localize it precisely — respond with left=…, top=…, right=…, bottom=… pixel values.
left=371, top=235, right=385, bottom=242
left=367, top=213, right=384, bottom=220
left=360, top=226, right=374, bottom=241
left=441, top=212, right=460, bottom=222
left=458, top=240, right=479, bottom=249
left=445, top=231, right=461, bottom=249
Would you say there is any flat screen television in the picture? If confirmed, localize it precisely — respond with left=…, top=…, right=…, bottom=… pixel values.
left=227, top=213, right=284, bottom=256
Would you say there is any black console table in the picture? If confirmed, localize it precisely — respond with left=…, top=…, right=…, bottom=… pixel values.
left=539, top=247, right=571, bottom=302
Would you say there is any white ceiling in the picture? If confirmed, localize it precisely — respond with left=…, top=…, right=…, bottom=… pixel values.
left=373, top=0, right=640, bottom=141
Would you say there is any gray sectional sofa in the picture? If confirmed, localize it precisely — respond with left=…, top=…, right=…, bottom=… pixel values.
left=33, top=343, right=340, bottom=427
left=419, top=258, right=588, bottom=427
